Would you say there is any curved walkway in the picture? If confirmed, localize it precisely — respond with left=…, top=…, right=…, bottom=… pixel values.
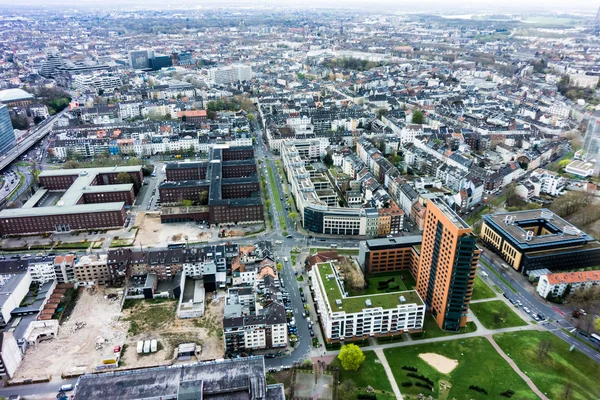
left=486, top=335, right=549, bottom=400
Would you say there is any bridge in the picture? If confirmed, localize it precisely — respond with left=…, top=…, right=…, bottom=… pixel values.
left=0, top=108, right=67, bottom=172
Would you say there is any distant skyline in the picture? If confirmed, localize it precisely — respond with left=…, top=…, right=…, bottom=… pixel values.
left=0, top=0, right=598, bottom=14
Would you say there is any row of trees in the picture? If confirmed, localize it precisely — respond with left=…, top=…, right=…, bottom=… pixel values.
left=322, top=57, right=383, bottom=72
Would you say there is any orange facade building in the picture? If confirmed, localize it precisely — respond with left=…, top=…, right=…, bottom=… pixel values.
left=416, top=199, right=479, bottom=331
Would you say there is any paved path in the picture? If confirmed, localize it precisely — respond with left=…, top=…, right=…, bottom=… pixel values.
left=486, top=335, right=549, bottom=400
left=374, top=349, right=403, bottom=400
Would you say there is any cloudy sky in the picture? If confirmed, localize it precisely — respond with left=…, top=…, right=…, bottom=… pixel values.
left=0, top=0, right=597, bottom=14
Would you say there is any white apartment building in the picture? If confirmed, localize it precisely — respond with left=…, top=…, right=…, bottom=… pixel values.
left=310, top=262, right=425, bottom=342
left=27, top=260, right=56, bottom=284
left=209, top=64, right=253, bottom=86
left=73, top=74, right=122, bottom=93
left=119, top=102, right=142, bottom=120
left=530, top=168, right=565, bottom=197
left=537, top=270, right=600, bottom=299
left=0, top=273, right=32, bottom=327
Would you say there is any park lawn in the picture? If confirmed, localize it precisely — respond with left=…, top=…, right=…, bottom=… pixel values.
left=494, top=331, right=600, bottom=400
left=470, top=300, right=526, bottom=330
left=348, top=270, right=415, bottom=297
left=411, top=315, right=477, bottom=340
left=384, top=337, right=538, bottom=400
left=471, top=276, right=496, bottom=300
left=330, top=350, right=393, bottom=396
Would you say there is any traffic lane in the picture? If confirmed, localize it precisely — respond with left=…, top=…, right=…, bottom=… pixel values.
left=0, top=377, right=78, bottom=398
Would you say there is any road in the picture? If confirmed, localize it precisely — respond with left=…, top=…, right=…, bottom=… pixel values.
left=0, top=108, right=67, bottom=172
left=478, top=252, right=600, bottom=362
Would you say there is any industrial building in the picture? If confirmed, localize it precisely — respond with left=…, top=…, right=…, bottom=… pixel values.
left=74, top=356, right=284, bottom=400
left=0, top=166, right=142, bottom=235
left=480, top=209, right=600, bottom=274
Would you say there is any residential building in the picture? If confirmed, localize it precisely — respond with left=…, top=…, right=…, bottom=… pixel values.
left=582, top=110, right=600, bottom=176
left=0, top=273, right=32, bottom=327
left=480, top=209, right=600, bottom=274
left=536, top=270, right=600, bottom=299
left=310, top=261, right=425, bottom=343
left=27, top=258, right=56, bottom=283
left=74, top=254, right=110, bottom=286
left=416, top=199, right=479, bottom=331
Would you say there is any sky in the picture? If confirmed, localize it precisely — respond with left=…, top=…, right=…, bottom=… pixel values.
left=0, top=0, right=597, bottom=14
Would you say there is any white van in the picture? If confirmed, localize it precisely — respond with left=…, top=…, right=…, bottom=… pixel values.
left=284, top=257, right=288, bottom=262
left=60, top=384, right=74, bottom=392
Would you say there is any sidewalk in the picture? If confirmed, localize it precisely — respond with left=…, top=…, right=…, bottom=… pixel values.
left=374, top=349, right=404, bottom=400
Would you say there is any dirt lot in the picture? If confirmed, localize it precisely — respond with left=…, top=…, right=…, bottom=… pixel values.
left=14, top=288, right=128, bottom=380
left=14, top=288, right=226, bottom=380
left=120, top=295, right=225, bottom=368
left=133, top=212, right=210, bottom=247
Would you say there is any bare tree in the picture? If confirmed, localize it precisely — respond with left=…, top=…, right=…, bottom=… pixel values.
left=537, top=339, right=552, bottom=359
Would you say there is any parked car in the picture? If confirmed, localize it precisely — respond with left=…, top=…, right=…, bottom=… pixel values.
left=310, top=330, right=315, bottom=337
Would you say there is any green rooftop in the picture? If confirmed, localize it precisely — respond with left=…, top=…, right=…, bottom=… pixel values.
left=316, top=262, right=423, bottom=314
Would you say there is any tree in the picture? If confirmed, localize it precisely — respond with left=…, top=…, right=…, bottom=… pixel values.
left=338, top=344, right=365, bottom=371
left=182, top=199, right=194, bottom=207
left=411, top=109, right=424, bottom=124
left=594, top=318, right=600, bottom=333
left=322, top=151, right=333, bottom=166
left=115, top=172, right=132, bottom=185
left=247, top=113, right=255, bottom=122
left=536, top=339, right=552, bottom=360
left=199, top=191, right=209, bottom=205
left=10, top=115, right=28, bottom=130
left=376, top=108, right=388, bottom=118
left=276, top=262, right=283, bottom=272
left=288, top=211, right=298, bottom=221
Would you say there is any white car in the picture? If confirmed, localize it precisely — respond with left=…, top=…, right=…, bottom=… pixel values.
left=523, top=307, right=531, bottom=314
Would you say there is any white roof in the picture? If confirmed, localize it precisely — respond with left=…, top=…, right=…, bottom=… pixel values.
left=0, top=89, right=34, bottom=103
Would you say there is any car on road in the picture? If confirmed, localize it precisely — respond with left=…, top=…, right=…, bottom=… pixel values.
left=60, top=384, right=74, bottom=392
left=537, top=313, right=546, bottom=321
left=523, top=307, right=531, bottom=314
left=265, top=353, right=276, bottom=359
left=310, top=330, right=315, bottom=337
left=268, top=367, right=277, bottom=372
left=308, top=322, right=312, bottom=329
left=286, top=235, right=293, bottom=238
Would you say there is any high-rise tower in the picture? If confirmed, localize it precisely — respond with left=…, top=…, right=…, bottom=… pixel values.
left=416, top=199, right=479, bottom=331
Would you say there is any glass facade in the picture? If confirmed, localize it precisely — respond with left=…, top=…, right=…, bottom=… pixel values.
left=443, top=234, right=477, bottom=331
left=0, top=105, right=16, bottom=154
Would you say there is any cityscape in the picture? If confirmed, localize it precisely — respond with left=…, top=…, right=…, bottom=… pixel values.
left=0, top=1, right=599, bottom=399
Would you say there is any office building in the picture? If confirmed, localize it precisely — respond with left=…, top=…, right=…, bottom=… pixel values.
left=358, top=236, right=422, bottom=277
left=128, top=50, right=151, bottom=70
left=536, top=270, right=600, bottom=299
left=416, top=199, right=479, bottom=332
left=582, top=110, right=600, bottom=175
left=159, top=146, right=263, bottom=226
left=149, top=55, right=173, bottom=71
left=0, top=166, right=142, bottom=235
left=0, top=105, right=16, bottom=154
left=310, top=261, right=425, bottom=342
left=74, top=356, right=285, bottom=400
left=480, top=209, right=600, bottom=274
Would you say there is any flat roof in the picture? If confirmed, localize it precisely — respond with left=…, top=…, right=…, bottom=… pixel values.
left=315, top=262, right=422, bottom=314
left=483, top=208, right=594, bottom=250
left=0, top=202, right=124, bottom=218
left=364, top=235, right=423, bottom=250
left=38, top=165, right=142, bottom=177
left=75, top=356, right=269, bottom=400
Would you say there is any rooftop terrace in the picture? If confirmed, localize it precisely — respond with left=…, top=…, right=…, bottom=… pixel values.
left=315, top=262, right=422, bottom=314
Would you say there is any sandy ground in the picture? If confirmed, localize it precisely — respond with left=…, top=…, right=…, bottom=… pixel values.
left=418, top=353, right=458, bottom=374
left=14, top=288, right=128, bottom=380
left=133, top=212, right=210, bottom=247
left=120, top=295, right=225, bottom=368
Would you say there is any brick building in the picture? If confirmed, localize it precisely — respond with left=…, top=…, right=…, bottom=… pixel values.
left=159, top=146, right=263, bottom=225
left=0, top=166, right=142, bottom=235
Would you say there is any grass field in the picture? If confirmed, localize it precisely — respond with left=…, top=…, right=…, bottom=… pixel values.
left=494, top=331, right=600, bottom=400
left=385, top=338, right=538, bottom=400
left=310, top=247, right=359, bottom=255
left=470, top=300, right=526, bottom=330
left=471, top=276, right=497, bottom=300
left=412, top=315, right=477, bottom=340
left=330, top=350, right=393, bottom=397
left=348, top=270, right=416, bottom=297
left=267, top=165, right=286, bottom=230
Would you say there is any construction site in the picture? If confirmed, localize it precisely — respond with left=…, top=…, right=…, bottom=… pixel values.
left=13, top=287, right=225, bottom=380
